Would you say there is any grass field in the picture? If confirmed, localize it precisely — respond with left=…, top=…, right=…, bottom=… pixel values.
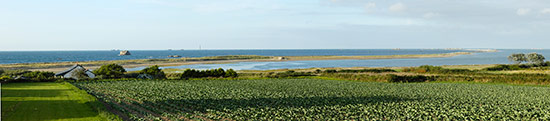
left=74, top=79, right=550, bottom=120
left=1, top=82, right=120, bottom=121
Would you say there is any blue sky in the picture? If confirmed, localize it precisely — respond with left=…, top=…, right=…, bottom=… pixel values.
left=1, top=0, right=550, bottom=50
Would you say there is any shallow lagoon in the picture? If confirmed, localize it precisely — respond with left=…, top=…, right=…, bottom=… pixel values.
left=127, top=49, right=550, bottom=71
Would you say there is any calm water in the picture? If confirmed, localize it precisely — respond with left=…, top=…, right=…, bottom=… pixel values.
left=126, top=49, right=550, bottom=71
left=0, top=49, right=461, bottom=64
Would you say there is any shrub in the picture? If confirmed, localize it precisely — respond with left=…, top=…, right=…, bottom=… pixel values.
left=387, top=74, right=431, bottom=83
left=403, top=65, right=474, bottom=74
left=140, top=65, right=166, bottom=79
left=21, top=71, right=56, bottom=82
left=320, top=73, right=388, bottom=82
left=323, top=69, right=337, bottom=73
left=180, top=68, right=235, bottom=79
left=337, top=69, right=396, bottom=73
left=315, top=69, right=322, bottom=74
left=0, top=75, right=13, bottom=82
left=0, top=70, right=57, bottom=83
left=93, top=64, right=126, bottom=79
left=268, top=70, right=314, bottom=78
left=166, top=73, right=183, bottom=79
left=225, top=69, right=238, bottom=78
left=483, top=64, right=522, bottom=71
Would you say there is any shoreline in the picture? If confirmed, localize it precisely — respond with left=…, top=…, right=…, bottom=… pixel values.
left=0, top=52, right=474, bottom=72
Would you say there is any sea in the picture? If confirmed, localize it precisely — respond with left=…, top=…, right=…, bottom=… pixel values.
left=1, top=49, right=548, bottom=71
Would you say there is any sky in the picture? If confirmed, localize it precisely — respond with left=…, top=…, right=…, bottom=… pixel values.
left=1, top=0, right=550, bottom=50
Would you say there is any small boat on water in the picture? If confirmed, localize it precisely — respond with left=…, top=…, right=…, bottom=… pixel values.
left=168, top=55, right=181, bottom=58
left=119, top=50, right=131, bottom=56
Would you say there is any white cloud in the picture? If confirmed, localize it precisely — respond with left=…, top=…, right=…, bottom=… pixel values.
left=516, top=8, right=531, bottom=16
left=389, top=2, right=406, bottom=12
left=364, top=2, right=376, bottom=13
left=541, top=8, right=550, bottom=14
left=423, top=12, right=439, bottom=18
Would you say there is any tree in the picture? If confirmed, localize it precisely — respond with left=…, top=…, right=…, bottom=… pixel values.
left=215, top=68, right=226, bottom=77
left=180, top=69, right=196, bottom=79
left=140, top=65, right=166, bottom=79
left=71, top=68, right=90, bottom=80
left=527, top=53, right=546, bottom=64
left=315, top=69, right=322, bottom=74
left=225, top=69, right=238, bottom=77
left=93, top=64, right=126, bottom=79
left=21, top=71, right=55, bottom=82
left=508, top=53, right=527, bottom=64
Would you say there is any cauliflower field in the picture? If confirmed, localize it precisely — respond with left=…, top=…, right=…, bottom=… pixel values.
left=73, top=79, right=550, bottom=120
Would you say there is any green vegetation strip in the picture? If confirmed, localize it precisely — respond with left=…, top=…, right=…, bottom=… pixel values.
left=74, top=79, right=550, bottom=120
left=1, top=82, right=120, bottom=121
left=0, top=55, right=272, bottom=70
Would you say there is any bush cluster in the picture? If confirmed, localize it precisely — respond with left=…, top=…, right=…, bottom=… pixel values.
left=180, top=68, right=237, bottom=79
left=140, top=65, right=166, bottom=79
left=320, top=73, right=388, bottom=82
left=387, top=74, right=432, bottom=83
left=483, top=64, right=522, bottom=71
left=0, top=70, right=56, bottom=83
left=323, top=69, right=396, bottom=73
left=403, top=65, right=474, bottom=74
left=93, top=64, right=127, bottom=79
left=267, top=70, right=314, bottom=78
left=166, top=73, right=183, bottom=80
left=483, top=62, right=550, bottom=71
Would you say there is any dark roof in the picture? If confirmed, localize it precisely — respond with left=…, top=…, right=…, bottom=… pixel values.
left=55, top=64, right=83, bottom=76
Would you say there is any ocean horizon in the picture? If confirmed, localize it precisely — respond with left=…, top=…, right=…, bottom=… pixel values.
left=0, top=49, right=467, bottom=64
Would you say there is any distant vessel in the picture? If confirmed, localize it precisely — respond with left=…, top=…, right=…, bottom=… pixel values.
left=444, top=48, right=464, bottom=50
left=119, top=50, right=131, bottom=56
left=168, top=55, right=181, bottom=58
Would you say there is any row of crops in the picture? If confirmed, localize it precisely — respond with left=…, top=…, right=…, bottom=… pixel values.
left=73, top=79, right=550, bottom=120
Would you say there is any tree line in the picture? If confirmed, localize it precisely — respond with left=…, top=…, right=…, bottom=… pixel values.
left=90, top=64, right=237, bottom=80
left=1, top=63, right=238, bottom=83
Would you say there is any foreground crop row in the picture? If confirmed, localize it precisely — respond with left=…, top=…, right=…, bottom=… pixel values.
left=73, top=79, right=550, bottom=120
